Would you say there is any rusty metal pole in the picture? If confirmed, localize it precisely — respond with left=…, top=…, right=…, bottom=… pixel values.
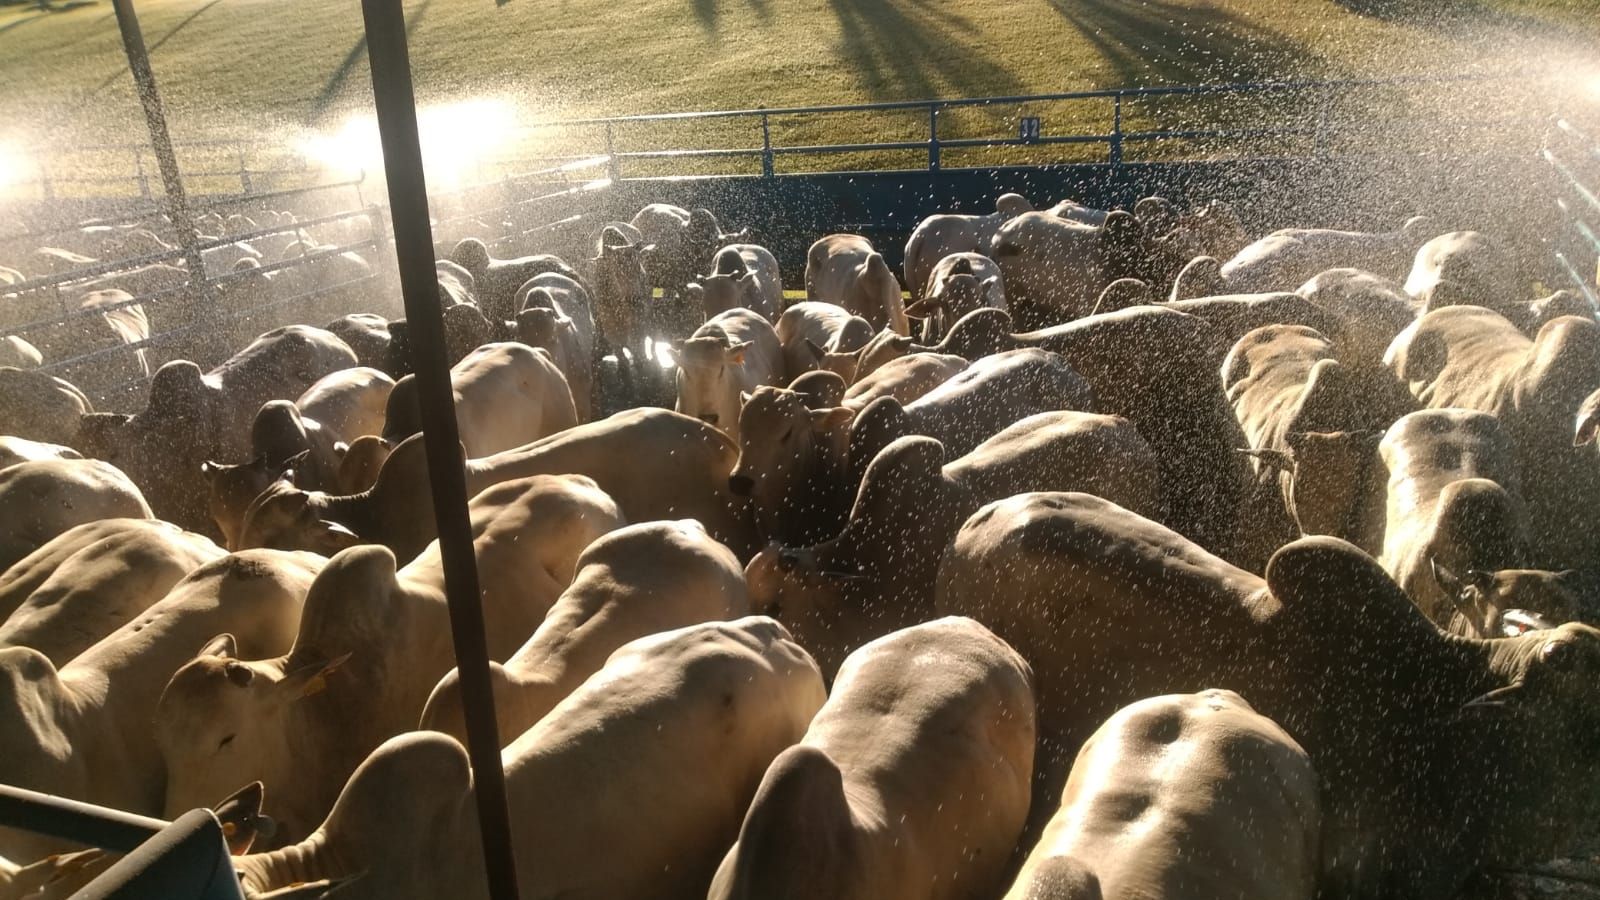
left=111, top=0, right=218, bottom=355
left=358, top=2, right=521, bottom=899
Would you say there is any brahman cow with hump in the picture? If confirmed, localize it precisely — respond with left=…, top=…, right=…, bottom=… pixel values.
left=78, top=324, right=357, bottom=533
left=0, top=549, right=322, bottom=862
left=235, top=618, right=825, bottom=900
left=0, top=458, right=152, bottom=573
left=1378, top=409, right=1578, bottom=637
left=903, top=252, right=1005, bottom=344
left=383, top=341, right=576, bottom=457
left=1387, top=306, right=1600, bottom=568
left=514, top=271, right=597, bottom=421
left=709, top=617, right=1035, bottom=900
left=989, top=210, right=1162, bottom=326
left=1005, top=690, right=1320, bottom=900
left=237, top=408, right=753, bottom=562
left=156, top=474, right=623, bottom=847
left=0, top=518, right=223, bottom=665
left=673, top=307, right=784, bottom=443
left=447, top=238, right=584, bottom=325
left=805, top=234, right=907, bottom=335
left=422, top=518, right=747, bottom=745
left=687, top=243, right=783, bottom=322
left=1172, top=215, right=1432, bottom=299
left=749, top=412, right=1159, bottom=675
left=1222, top=323, right=1402, bottom=567
left=630, top=203, right=746, bottom=305
left=773, top=301, right=875, bottom=383
left=201, top=366, right=396, bottom=545
left=901, top=192, right=1032, bottom=303
left=936, top=491, right=1600, bottom=899
left=931, top=306, right=1253, bottom=564
left=0, top=366, right=91, bottom=446
left=1404, top=230, right=1523, bottom=318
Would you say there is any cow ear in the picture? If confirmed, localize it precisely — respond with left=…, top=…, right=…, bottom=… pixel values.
left=282, top=449, right=311, bottom=472
left=686, top=282, right=703, bottom=296
left=1431, top=558, right=1466, bottom=603
left=200, top=460, right=226, bottom=480
left=740, top=391, right=754, bottom=405
left=803, top=338, right=825, bottom=362
left=1575, top=408, right=1600, bottom=446
left=319, top=520, right=362, bottom=550
left=726, top=340, right=752, bottom=365
left=1237, top=447, right=1294, bottom=473
left=333, top=441, right=349, bottom=458
left=283, top=652, right=353, bottom=701
left=200, top=633, right=238, bottom=660
left=904, top=298, right=938, bottom=318
left=981, top=275, right=1003, bottom=301
left=809, top=406, right=855, bottom=432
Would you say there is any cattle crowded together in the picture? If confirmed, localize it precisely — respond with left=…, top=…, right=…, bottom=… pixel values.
left=0, top=188, right=1597, bottom=899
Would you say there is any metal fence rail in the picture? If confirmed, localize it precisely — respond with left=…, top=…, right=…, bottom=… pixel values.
left=515, top=71, right=1546, bottom=179
left=1545, top=118, right=1600, bottom=308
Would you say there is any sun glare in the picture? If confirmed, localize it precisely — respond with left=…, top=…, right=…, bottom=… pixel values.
left=297, top=97, right=517, bottom=188
left=0, top=140, right=33, bottom=197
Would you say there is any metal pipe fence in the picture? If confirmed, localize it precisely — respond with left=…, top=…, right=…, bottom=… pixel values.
left=1544, top=117, right=1600, bottom=308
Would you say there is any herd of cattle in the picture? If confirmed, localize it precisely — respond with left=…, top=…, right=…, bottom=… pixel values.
left=0, top=189, right=1598, bottom=899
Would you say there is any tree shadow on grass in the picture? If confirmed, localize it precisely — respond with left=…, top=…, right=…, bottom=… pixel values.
left=307, top=0, right=431, bottom=125
left=1047, top=0, right=1308, bottom=88
left=826, top=0, right=1027, bottom=102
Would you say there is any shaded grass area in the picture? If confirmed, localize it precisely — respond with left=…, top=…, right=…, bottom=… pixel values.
left=0, top=0, right=1594, bottom=195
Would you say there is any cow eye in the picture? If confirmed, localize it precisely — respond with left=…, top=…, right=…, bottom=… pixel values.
left=217, top=734, right=236, bottom=751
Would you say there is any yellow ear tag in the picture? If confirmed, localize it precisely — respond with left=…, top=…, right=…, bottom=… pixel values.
left=300, top=673, right=329, bottom=698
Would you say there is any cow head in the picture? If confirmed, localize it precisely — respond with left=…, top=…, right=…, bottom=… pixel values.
left=673, top=335, right=753, bottom=438
left=1277, top=430, right=1386, bottom=545
left=156, top=633, right=353, bottom=844
left=204, top=451, right=304, bottom=550
left=853, top=329, right=917, bottom=380
left=237, top=481, right=362, bottom=556
left=447, top=238, right=491, bottom=276
left=845, top=396, right=911, bottom=483
left=1170, top=255, right=1226, bottom=301
left=1433, top=564, right=1582, bottom=639
left=333, top=435, right=392, bottom=495
left=731, top=386, right=854, bottom=542
left=0, top=646, right=71, bottom=861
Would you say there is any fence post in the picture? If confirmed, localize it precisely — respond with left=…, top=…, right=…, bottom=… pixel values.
left=135, top=153, right=151, bottom=199
left=237, top=143, right=252, bottom=194
left=604, top=122, right=621, bottom=182
left=761, top=111, right=774, bottom=179
left=1110, top=93, right=1124, bottom=167
left=928, top=104, right=941, bottom=173
left=111, top=0, right=221, bottom=361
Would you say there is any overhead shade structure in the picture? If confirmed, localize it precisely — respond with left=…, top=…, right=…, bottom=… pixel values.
left=358, top=1, right=522, bottom=899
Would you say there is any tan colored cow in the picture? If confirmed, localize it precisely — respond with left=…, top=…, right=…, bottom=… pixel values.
left=1005, top=690, right=1320, bottom=900
left=235, top=618, right=825, bottom=899
left=774, top=301, right=875, bottom=383
left=710, top=617, right=1035, bottom=900
left=0, top=550, right=322, bottom=862
left=805, top=235, right=907, bottom=334
left=383, top=342, right=577, bottom=458
left=0, top=519, right=223, bottom=664
left=688, top=244, right=783, bottom=322
left=674, top=307, right=784, bottom=443
left=422, top=518, right=747, bottom=745
left=0, top=367, right=90, bottom=446
left=237, top=408, right=753, bottom=563
left=902, top=193, right=1032, bottom=303
left=0, top=458, right=152, bottom=572
left=156, top=475, right=623, bottom=845
left=751, top=412, right=1159, bottom=675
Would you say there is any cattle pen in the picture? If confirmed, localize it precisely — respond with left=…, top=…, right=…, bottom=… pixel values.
left=3, top=0, right=1600, bottom=897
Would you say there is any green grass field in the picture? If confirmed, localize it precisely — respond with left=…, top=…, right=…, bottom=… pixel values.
left=1, top=0, right=1596, bottom=193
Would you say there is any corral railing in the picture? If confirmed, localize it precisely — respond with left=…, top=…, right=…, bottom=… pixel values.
left=4, top=137, right=322, bottom=202
left=1544, top=118, right=1600, bottom=307
left=499, top=72, right=1552, bottom=180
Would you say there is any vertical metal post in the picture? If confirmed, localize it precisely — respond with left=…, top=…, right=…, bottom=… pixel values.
left=135, top=153, right=151, bottom=199
left=111, top=0, right=218, bottom=353
left=1110, top=93, right=1124, bottom=167
left=603, top=122, right=621, bottom=182
left=928, top=104, right=941, bottom=173
left=760, top=111, right=774, bottom=179
left=237, top=143, right=253, bottom=193
left=358, top=3, right=521, bottom=900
